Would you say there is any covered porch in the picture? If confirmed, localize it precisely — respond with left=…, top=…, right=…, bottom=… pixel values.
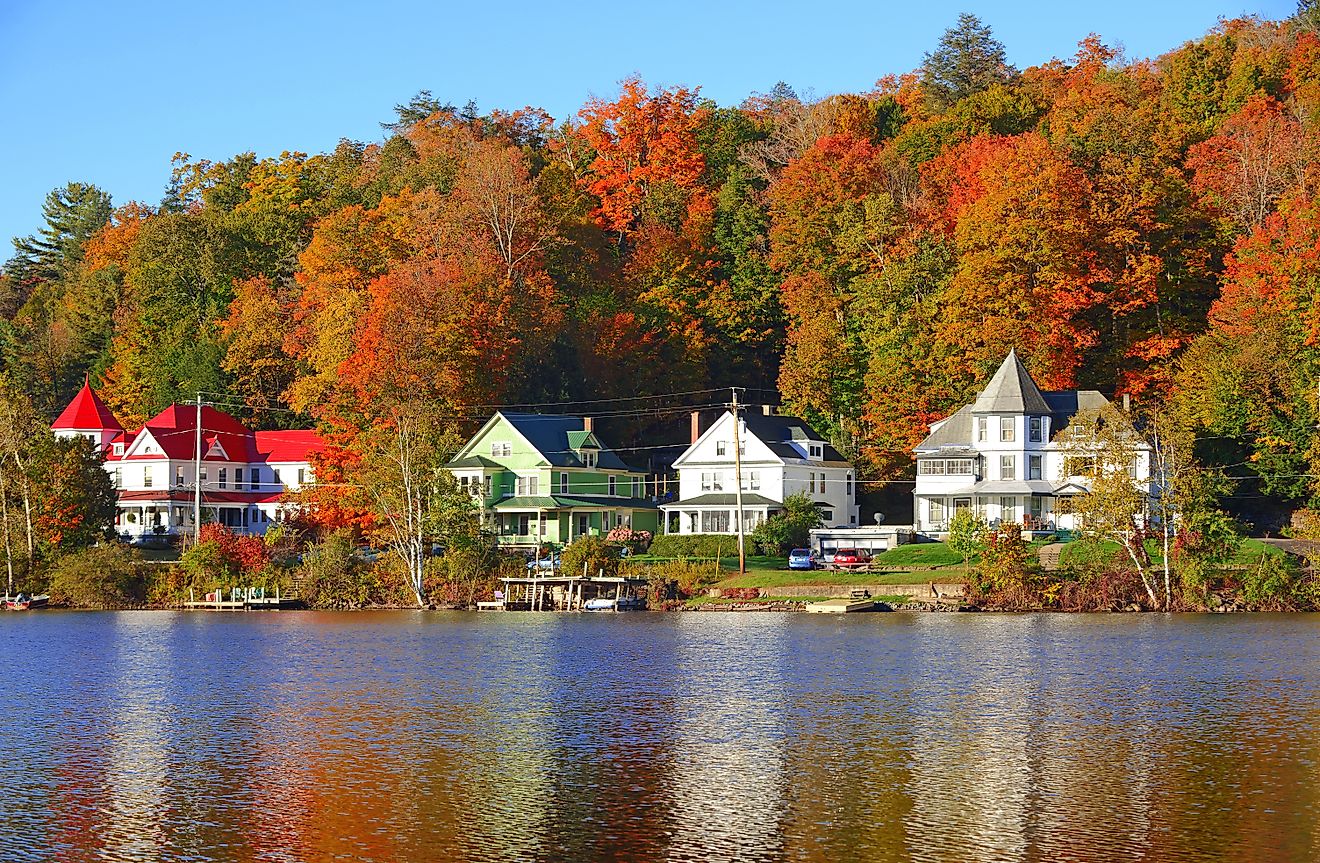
left=917, top=481, right=1086, bottom=538
left=491, top=496, right=657, bottom=549
left=659, top=493, right=778, bottom=535
left=115, top=490, right=281, bottom=540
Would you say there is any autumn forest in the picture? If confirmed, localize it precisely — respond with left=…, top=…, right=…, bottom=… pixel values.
left=6, top=10, right=1320, bottom=528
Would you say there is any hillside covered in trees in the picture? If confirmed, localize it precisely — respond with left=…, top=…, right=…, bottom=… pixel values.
left=6, top=9, right=1320, bottom=529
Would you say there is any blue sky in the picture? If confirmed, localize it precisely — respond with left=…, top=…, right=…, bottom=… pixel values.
left=0, top=0, right=1295, bottom=251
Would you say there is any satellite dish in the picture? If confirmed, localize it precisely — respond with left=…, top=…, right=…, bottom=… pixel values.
left=873, top=512, right=885, bottom=524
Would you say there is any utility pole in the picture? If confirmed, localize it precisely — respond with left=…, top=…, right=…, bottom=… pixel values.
left=193, top=393, right=203, bottom=541
left=731, top=388, right=746, bottom=575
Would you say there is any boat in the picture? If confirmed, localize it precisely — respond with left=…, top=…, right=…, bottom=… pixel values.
left=3, top=594, right=49, bottom=611
left=584, top=595, right=647, bottom=612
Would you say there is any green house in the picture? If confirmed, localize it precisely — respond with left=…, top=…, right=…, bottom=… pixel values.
left=446, top=412, right=659, bottom=549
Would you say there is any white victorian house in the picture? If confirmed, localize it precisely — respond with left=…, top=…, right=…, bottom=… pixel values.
left=662, top=408, right=859, bottom=535
left=912, top=350, right=1152, bottom=537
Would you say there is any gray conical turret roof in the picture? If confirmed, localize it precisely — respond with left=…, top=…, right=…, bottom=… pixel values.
left=970, top=349, right=1052, bottom=414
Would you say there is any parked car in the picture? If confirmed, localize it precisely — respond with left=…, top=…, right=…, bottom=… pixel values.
left=787, top=548, right=817, bottom=570
left=526, top=554, right=561, bottom=573
left=821, top=548, right=837, bottom=565
left=831, top=548, right=872, bottom=568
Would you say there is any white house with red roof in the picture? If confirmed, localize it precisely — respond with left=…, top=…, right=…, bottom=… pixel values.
left=51, top=379, right=325, bottom=541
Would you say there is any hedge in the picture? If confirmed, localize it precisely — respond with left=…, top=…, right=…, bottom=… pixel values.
left=647, top=534, right=741, bottom=558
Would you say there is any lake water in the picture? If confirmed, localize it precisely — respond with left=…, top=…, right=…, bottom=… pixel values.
left=2, top=611, right=1318, bottom=862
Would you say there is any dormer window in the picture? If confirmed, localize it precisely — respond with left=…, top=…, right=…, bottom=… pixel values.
left=113, top=443, right=124, bottom=456
left=582, top=450, right=597, bottom=468
left=809, top=443, right=823, bottom=459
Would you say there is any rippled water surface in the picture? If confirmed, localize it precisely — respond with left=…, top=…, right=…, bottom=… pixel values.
left=3, top=611, right=1319, bottom=862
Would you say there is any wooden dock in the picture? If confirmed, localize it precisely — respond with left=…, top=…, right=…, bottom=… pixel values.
left=183, top=586, right=300, bottom=611
left=805, top=597, right=877, bottom=614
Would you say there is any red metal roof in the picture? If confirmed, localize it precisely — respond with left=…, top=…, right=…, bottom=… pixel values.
left=255, top=429, right=326, bottom=463
left=51, top=377, right=122, bottom=431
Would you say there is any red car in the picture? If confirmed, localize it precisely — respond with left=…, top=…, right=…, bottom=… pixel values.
left=831, top=548, right=872, bottom=568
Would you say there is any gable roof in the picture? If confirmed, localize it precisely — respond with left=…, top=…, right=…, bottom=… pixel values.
left=451, top=412, right=637, bottom=471
left=741, top=412, right=848, bottom=463
left=970, top=349, right=1052, bottom=415
left=914, top=383, right=1115, bottom=452
left=51, top=377, right=122, bottom=432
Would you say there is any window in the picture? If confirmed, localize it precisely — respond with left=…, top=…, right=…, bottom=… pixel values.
left=977, top=417, right=988, bottom=442
left=847, top=473, right=853, bottom=496
left=200, top=467, right=208, bottom=485
left=608, top=475, right=617, bottom=496
left=632, top=477, right=642, bottom=498
left=583, top=450, right=597, bottom=468
left=218, top=468, right=228, bottom=489
left=1029, top=455, right=1042, bottom=480
left=143, top=468, right=153, bottom=488
left=750, top=471, right=760, bottom=491
left=517, top=514, right=530, bottom=535
left=113, top=468, right=121, bottom=488
left=929, top=499, right=946, bottom=524
left=539, top=518, right=547, bottom=536
left=273, top=468, right=281, bottom=486
left=113, top=443, right=124, bottom=456
left=1128, top=460, right=1140, bottom=480
left=701, top=510, right=731, bottom=532
left=701, top=472, right=713, bottom=492
left=483, top=476, right=492, bottom=497
left=516, top=475, right=539, bottom=496
left=297, top=468, right=305, bottom=485
left=578, top=514, right=589, bottom=536
left=175, top=466, right=184, bottom=487
left=741, top=470, right=761, bottom=491
left=918, top=460, right=945, bottom=475
left=250, top=469, right=260, bottom=490
left=1029, top=416, right=1043, bottom=443
left=235, top=468, right=243, bottom=488
left=716, top=440, right=726, bottom=456
left=559, top=472, right=568, bottom=494
left=809, top=443, right=823, bottom=459
left=1030, top=496, right=1044, bottom=519
left=1000, top=497, right=1015, bottom=520
left=490, top=441, right=512, bottom=457
left=999, top=455, right=1015, bottom=480
left=1000, top=416, right=1015, bottom=442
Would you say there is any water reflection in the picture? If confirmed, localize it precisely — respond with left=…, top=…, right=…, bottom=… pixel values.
left=1, top=611, right=1319, bottom=862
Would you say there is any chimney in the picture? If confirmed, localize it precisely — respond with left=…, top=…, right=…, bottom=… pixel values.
left=762, top=404, right=775, bottom=417
left=583, top=416, right=593, bottom=433
left=690, top=410, right=703, bottom=444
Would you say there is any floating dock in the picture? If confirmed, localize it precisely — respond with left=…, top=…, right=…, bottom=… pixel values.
left=805, top=597, right=877, bottom=614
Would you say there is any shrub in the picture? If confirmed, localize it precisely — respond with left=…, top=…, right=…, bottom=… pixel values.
left=605, top=526, right=652, bottom=552
left=561, top=534, right=621, bottom=578
left=622, top=558, right=720, bottom=598
left=648, top=534, right=735, bottom=558
left=49, top=544, right=146, bottom=608
left=299, top=530, right=373, bottom=608
left=1240, top=554, right=1318, bottom=610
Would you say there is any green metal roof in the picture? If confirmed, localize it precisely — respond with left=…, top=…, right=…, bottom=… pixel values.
left=446, top=454, right=501, bottom=469
left=492, top=494, right=658, bottom=511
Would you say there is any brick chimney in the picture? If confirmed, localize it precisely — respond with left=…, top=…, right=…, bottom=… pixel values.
left=690, top=410, right=703, bottom=444
left=583, top=416, right=593, bottom=432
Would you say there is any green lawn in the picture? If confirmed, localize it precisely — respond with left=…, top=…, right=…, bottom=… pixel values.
left=1055, top=536, right=1288, bottom=569
left=685, top=593, right=911, bottom=608
left=715, top=569, right=955, bottom=589
left=869, top=542, right=964, bottom=568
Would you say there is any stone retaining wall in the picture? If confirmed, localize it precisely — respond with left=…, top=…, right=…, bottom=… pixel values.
left=724, top=582, right=965, bottom=599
